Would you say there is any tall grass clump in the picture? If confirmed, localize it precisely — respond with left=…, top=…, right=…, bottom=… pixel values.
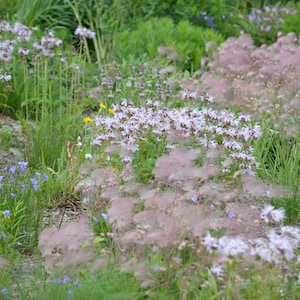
left=13, top=0, right=76, bottom=31
left=253, top=120, right=300, bottom=224
left=66, top=0, right=124, bottom=64
left=0, top=161, right=49, bottom=254
left=0, top=21, right=97, bottom=171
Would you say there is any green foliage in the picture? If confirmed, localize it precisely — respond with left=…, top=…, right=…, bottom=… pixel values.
left=254, top=124, right=300, bottom=187
left=0, top=164, right=49, bottom=254
left=253, top=121, right=300, bottom=224
left=114, top=17, right=224, bottom=72
left=0, top=0, right=19, bottom=19
left=242, top=3, right=298, bottom=45
left=191, top=0, right=244, bottom=38
left=13, top=0, right=76, bottom=31
left=24, top=112, right=81, bottom=171
left=66, top=0, right=125, bottom=63
left=281, top=2, right=300, bottom=37
left=133, top=131, right=168, bottom=184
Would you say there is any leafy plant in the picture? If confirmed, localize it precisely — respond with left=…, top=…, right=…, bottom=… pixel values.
left=133, top=131, right=168, bottom=184
left=114, top=17, right=224, bottom=72
left=13, top=0, right=76, bottom=31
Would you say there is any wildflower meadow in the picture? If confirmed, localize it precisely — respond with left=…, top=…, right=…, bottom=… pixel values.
left=0, top=0, right=300, bottom=299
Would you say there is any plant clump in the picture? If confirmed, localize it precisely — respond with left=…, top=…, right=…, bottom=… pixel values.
left=200, top=32, right=300, bottom=136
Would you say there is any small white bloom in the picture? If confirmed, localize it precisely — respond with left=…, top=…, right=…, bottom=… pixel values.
left=203, top=232, right=218, bottom=253
left=218, top=236, right=248, bottom=257
left=74, top=27, right=95, bottom=39
left=261, top=205, right=285, bottom=224
left=85, top=153, right=92, bottom=160
left=182, top=90, right=197, bottom=99
left=210, top=265, right=224, bottom=277
left=121, top=156, right=133, bottom=163
left=0, top=73, right=12, bottom=82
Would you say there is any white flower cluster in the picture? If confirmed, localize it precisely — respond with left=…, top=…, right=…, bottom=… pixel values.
left=203, top=232, right=248, bottom=257
left=0, top=21, right=33, bottom=41
left=251, top=226, right=300, bottom=264
left=204, top=206, right=299, bottom=272
left=92, top=99, right=261, bottom=174
left=74, top=27, right=96, bottom=39
left=33, top=30, right=62, bottom=58
left=260, top=205, right=285, bottom=224
left=0, top=21, right=63, bottom=61
left=0, top=73, right=12, bottom=82
left=182, top=91, right=215, bottom=103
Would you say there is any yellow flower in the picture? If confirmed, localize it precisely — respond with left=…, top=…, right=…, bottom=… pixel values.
left=100, top=103, right=107, bottom=109
left=108, top=108, right=115, bottom=115
left=83, top=117, right=93, bottom=124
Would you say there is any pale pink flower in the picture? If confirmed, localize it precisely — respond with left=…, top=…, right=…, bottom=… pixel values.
left=203, top=232, right=218, bottom=253
left=75, top=27, right=95, bottom=39
left=261, top=205, right=285, bottom=224
left=210, top=264, right=224, bottom=277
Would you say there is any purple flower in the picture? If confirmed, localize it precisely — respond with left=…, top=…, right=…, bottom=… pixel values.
left=42, top=175, right=49, bottom=182
left=18, top=161, right=28, bottom=172
left=55, top=278, right=63, bottom=285
left=1, top=287, right=8, bottom=295
left=10, top=193, right=16, bottom=198
left=7, top=166, right=16, bottom=174
left=210, top=204, right=216, bottom=210
left=0, top=176, right=4, bottom=183
left=101, top=213, right=108, bottom=221
left=2, top=210, right=10, bottom=217
left=228, top=211, right=235, bottom=219
left=34, top=172, right=40, bottom=179
left=30, top=178, right=40, bottom=191
left=74, top=27, right=95, bottom=39
left=93, top=217, right=99, bottom=225
left=21, top=184, right=28, bottom=190
left=191, top=197, right=199, bottom=203
left=63, top=275, right=70, bottom=284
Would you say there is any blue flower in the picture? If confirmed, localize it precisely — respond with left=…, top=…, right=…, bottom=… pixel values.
left=191, top=197, right=198, bottom=203
left=210, top=204, right=216, bottom=210
left=18, top=161, right=28, bottom=172
left=0, top=176, right=5, bottom=183
left=21, top=184, right=28, bottom=190
left=30, top=178, right=40, bottom=191
left=7, top=166, right=16, bottom=174
left=2, top=210, right=10, bottom=217
left=1, top=287, right=8, bottom=295
left=101, top=213, right=108, bottom=221
left=42, top=175, right=49, bottom=182
left=10, top=193, right=16, bottom=198
left=228, top=211, right=235, bottom=219
left=55, top=278, right=63, bottom=285
left=93, top=217, right=99, bottom=225
left=63, top=275, right=70, bottom=284
left=34, top=172, right=41, bottom=179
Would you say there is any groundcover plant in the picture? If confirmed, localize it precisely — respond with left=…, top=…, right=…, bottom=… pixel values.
left=0, top=1, right=300, bottom=299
